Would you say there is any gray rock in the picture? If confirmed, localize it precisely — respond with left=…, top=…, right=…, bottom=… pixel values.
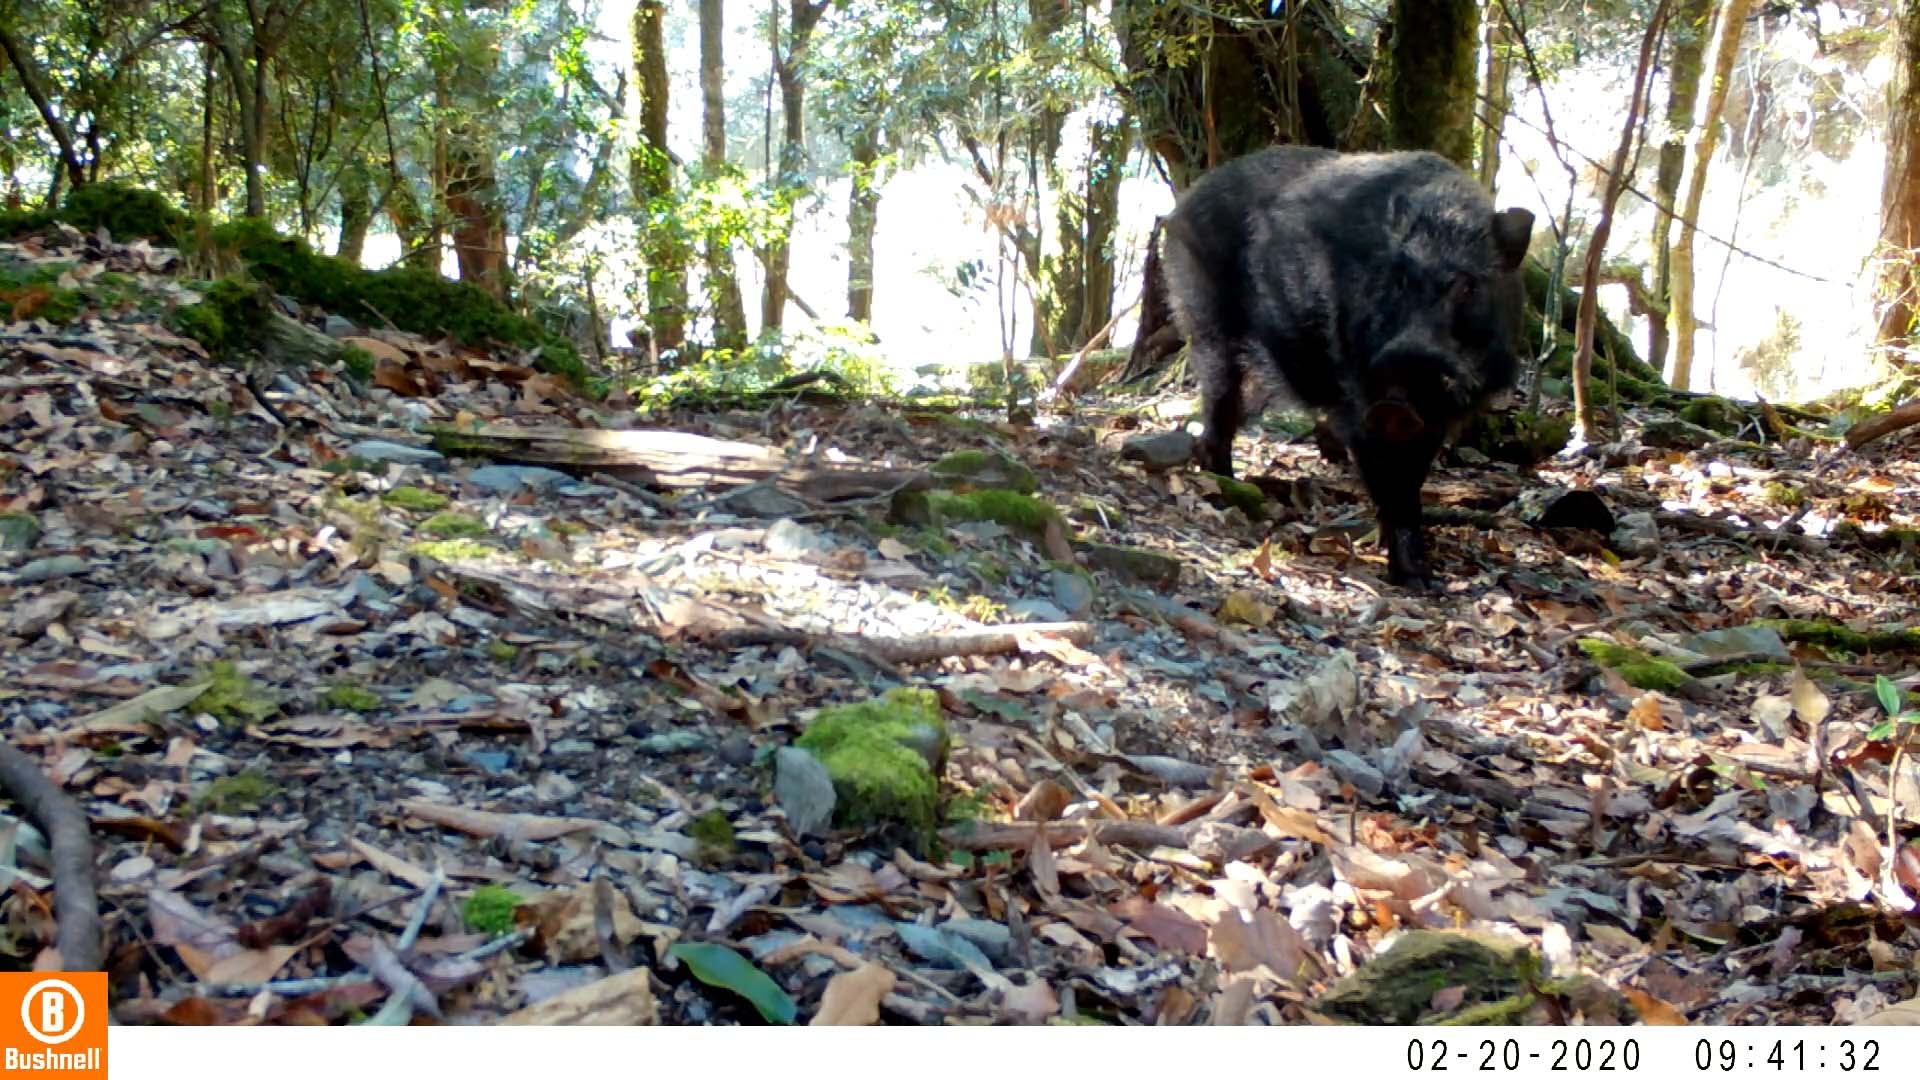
left=637, top=730, right=710, bottom=755
left=13, top=555, right=89, bottom=583
left=1324, top=749, right=1385, bottom=798
left=939, top=917, right=1015, bottom=964
left=718, top=733, right=755, bottom=767
left=1007, top=598, right=1068, bottom=623
left=715, top=484, right=810, bottom=518
left=1682, top=625, right=1788, bottom=660
left=1267, top=649, right=1361, bottom=734
left=929, top=449, right=1038, bottom=494
left=348, top=440, right=444, bottom=467
left=1083, top=543, right=1182, bottom=589
left=0, top=513, right=42, bottom=552
left=1120, top=430, right=1196, bottom=471
left=764, top=518, right=833, bottom=559
left=322, top=314, right=359, bottom=338
left=1049, top=569, right=1095, bottom=618
left=773, top=747, right=837, bottom=837
left=466, top=464, right=572, bottom=494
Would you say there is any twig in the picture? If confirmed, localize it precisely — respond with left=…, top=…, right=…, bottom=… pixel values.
left=0, top=741, right=102, bottom=970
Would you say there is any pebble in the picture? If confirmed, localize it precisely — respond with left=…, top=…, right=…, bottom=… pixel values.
left=347, top=440, right=445, bottom=467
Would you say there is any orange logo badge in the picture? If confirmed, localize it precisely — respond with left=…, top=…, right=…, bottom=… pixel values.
left=0, top=973, right=106, bottom=1077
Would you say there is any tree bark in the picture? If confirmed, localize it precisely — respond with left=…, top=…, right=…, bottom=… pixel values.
left=1475, top=3, right=1513, bottom=192
left=1079, top=109, right=1131, bottom=345
left=1649, top=0, right=1712, bottom=375
left=1667, top=0, right=1754, bottom=390
left=846, top=126, right=881, bottom=323
left=0, top=25, right=88, bottom=190
left=764, top=1, right=832, bottom=336
left=1572, top=3, right=1670, bottom=442
left=336, top=160, right=373, bottom=264
left=700, top=0, right=749, bottom=349
left=632, top=0, right=686, bottom=351
left=1876, top=0, right=1920, bottom=354
left=1384, top=0, right=1480, bottom=167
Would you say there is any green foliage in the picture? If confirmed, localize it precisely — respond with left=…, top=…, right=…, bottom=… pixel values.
left=1870, top=674, right=1920, bottom=742
left=630, top=323, right=895, bottom=410
left=210, top=219, right=585, bottom=381
left=59, top=182, right=188, bottom=243
left=339, top=344, right=376, bottom=382
left=462, top=885, right=521, bottom=936
left=668, top=943, right=798, bottom=1025
left=0, top=260, right=83, bottom=323
left=0, top=207, right=56, bottom=239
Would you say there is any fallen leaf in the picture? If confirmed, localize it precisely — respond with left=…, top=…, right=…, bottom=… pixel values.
left=811, top=963, right=894, bottom=1025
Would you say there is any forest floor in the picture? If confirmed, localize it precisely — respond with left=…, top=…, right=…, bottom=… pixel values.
left=2, top=229, right=1918, bottom=1027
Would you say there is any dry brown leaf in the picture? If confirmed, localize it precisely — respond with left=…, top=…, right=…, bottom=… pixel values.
left=340, top=335, right=411, bottom=365
left=1000, top=977, right=1060, bottom=1024
left=1790, top=667, right=1829, bottom=726
left=1621, top=986, right=1691, bottom=1026
left=1859, top=997, right=1920, bottom=1025
left=810, top=963, right=895, bottom=1025
left=1110, top=896, right=1207, bottom=956
left=500, top=968, right=658, bottom=1025
left=372, top=363, right=426, bottom=397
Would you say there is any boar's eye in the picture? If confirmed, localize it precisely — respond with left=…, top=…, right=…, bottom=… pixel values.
left=1449, top=273, right=1479, bottom=303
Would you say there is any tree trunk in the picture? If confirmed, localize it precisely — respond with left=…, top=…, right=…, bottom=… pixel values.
left=1475, top=3, right=1513, bottom=192
left=1649, top=0, right=1712, bottom=375
left=700, top=0, right=749, bottom=349
left=1572, top=3, right=1670, bottom=443
left=1876, top=0, right=1920, bottom=354
left=1113, top=0, right=1368, bottom=190
left=1384, top=0, right=1480, bottom=167
left=1079, top=110, right=1131, bottom=344
left=1025, top=0, right=1071, bottom=359
left=207, top=5, right=269, bottom=217
left=632, top=0, right=686, bottom=352
left=336, top=161, right=373, bottom=264
left=198, top=43, right=216, bottom=216
left=846, top=126, right=881, bottom=323
left=764, top=2, right=831, bottom=335
left=1667, top=0, right=1754, bottom=390
left=0, top=26, right=88, bottom=190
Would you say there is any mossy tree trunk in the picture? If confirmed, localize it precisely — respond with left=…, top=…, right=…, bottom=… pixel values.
left=699, top=0, right=750, bottom=350
left=1383, top=0, right=1480, bottom=168
left=1079, top=109, right=1131, bottom=344
left=764, top=0, right=833, bottom=336
left=1876, top=0, right=1920, bottom=355
left=336, top=160, right=373, bottom=264
left=1667, top=0, right=1754, bottom=390
left=631, top=0, right=686, bottom=352
left=846, top=124, right=881, bottom=324
left=1648, top=0, right=1712, bottom=376
left=1475, top=3, right=1513, bottom=192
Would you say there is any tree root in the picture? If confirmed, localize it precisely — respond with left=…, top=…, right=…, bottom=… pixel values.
left=0, top=741, right=102, bottom=970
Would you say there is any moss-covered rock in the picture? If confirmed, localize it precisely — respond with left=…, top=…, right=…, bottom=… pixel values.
left=1758, top=619, right=1920, bottom=656
left=189, top=661, right=280, bottom=726
left=168, top=277, right=278, bottom=360
left=1458, top=410, right=1574, bottom=466
left=1199, top=472, right=1266, bottom=517
left=689, top=809, right=737, bottom=863
left=796, top=688, right=949, bottom=851
left=210, top=218, right=585, bottom=381
left=929, top=449, right=1038, bottom=494
left=1082, top=543, right=1182, bottom=589
left=896, top=488, right=1067, bottom=541
left=59, top=182, right=189, bottom=244
left=411, top=538, right=497, bottom=561
left=1313, top=930, right=1541, bottom=1025
left=421, top=512, right=488, bottom=539
left=1578, top=638, right=1692, bottom=692
left=322, top=685, right=383, bottom=713
left=381, top=486, right=450, bottom=512
left=193, top=769, right=278, bottom=814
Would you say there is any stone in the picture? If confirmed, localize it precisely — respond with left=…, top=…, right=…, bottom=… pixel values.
left=773, top=746, right=837, bottom=838
left=1119, top=430, right=1195, bottom=471
left=347, top=440, right=445, bottom=467
left=466, top=464, right=572, bottom=494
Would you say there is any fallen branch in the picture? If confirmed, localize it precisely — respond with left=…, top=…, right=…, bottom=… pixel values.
left=0, top=741, right=102, bottom=970
left=709, top=620, right=1095, bottom=666
left=1040, top=295, right=1141, bottom=405
left=941, top=819, right=1193, bottom=853
left=1843, top=400, right=1920, bottom=450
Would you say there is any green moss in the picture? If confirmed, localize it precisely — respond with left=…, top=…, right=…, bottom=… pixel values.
left=912, top=527, right=956, bottom=557
left=796, top=688, right=949, bottom=852
left=192, top=769, right=278, bottom=814
left=322, top=685, right=383, bottom=713
left=1314, top=930, right=1540, bottom=1025
left=487, top=641, right=521, bottom=664
left=340, top=344, right=376, bottom=382
left=689, top=809, right=737, bottom=863
left=919, top=489, right=1066, bottom=540
left=1679, top=396, right=1747, bottom=435
left=1068, top=496, right=1128, bottom=531
left=1201, top=472, right=1266, bottom=517
left=929, top=449, right=1038, bottom=494
left=210, top=217, right=585, bottom=382
left=168, top=278, right=277, bottom=362
left=189, top=661, right=279, bottom=726
left=381, top=486, right=450, bottom=512
left=0, top=206, right=56, bottom=238
left=1758, top=619, right=1920, bottom=656
left=411, top=538, right=497, bottom=561
left=1458, top=410, right=1574, bottom=466
left=1577, top=638, right=1692, bottom=692
left=1763, top=481, right=1805, bottom=507
left=0, top=260, right=83, bottom=324
left=421, top=512, right=488, bottom=539
left=57, top=183, right=188, bottom=244
left=462, top=885, right=521, bottom=936
left=0, top=511, right=42, bottom=551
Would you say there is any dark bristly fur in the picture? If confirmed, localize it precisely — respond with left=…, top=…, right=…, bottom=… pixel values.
left=1163, top=146, right=1535, bottom=591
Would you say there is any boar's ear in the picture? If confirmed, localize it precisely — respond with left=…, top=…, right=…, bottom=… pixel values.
left=1491, top=208, right=1535, bottom=270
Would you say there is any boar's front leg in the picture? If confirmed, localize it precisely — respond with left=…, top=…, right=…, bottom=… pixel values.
left=1350, top=431, right=1444, bottom=591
